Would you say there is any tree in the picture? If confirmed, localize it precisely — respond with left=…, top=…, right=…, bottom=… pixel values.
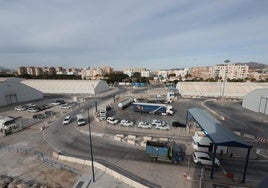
left=168, top=73, right=176, bottom=78
left=104, top=73, right=129, bottom=84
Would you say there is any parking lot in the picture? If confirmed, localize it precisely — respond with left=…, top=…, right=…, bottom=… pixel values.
left=96, top=96, right=201, bottom=135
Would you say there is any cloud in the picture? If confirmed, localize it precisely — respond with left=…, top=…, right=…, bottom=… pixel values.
left=0, top=0, right=267, bottom=70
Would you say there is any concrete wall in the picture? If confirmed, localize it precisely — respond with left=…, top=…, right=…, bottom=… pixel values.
left=242, top=88, right=268, bottom=115
left=0, top=79, right=43, bottom=107
left=56, top=154, right=148, bottom=188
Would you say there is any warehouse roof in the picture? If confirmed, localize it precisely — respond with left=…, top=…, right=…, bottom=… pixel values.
left=21, top=79, right=110, bottom=94
left=187, top=108, right=252, bottom=148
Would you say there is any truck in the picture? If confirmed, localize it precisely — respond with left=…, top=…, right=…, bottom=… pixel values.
left=118, top=98, right=134, bottom=109
left=132, top=102, right=173, bottom=115
left=146, top=141, right=184, bottom=163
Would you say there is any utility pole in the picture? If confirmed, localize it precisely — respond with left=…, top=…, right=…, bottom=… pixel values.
left=87, top=108, right=95, bottom=182
left=221, top=59, right=230, bottom=100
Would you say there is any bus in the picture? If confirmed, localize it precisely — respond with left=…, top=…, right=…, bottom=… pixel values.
left=0, top=116, right=17, bottom=131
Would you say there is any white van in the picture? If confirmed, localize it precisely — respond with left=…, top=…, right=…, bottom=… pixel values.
left=0, top=116, right=16, bottom=130
left=76, top=114, right=86, bottom=126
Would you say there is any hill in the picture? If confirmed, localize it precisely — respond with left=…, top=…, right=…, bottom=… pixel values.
left=236, top=62, right=268, bottom=69
left=0, top=66, right=10, bottom=71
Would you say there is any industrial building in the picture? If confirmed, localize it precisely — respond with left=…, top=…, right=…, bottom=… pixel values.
left=177, top=82, right=268, bottom=98
left=21, top=79, right=110, bottom=95
left=242, top=88, right=268, bottom=115
left=0, top=78, right=43, bottom=107
left=0, top=78, right=110, bottom=107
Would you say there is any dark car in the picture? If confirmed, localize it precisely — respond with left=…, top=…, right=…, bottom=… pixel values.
left=45, top=110, right=56, bottom=116
left=33, top=114, right=47, bottom=119
left=172, top=121, right=186, bottom=128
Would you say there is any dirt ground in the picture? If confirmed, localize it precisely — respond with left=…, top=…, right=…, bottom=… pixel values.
left=0, top=151, right=78, bottom=188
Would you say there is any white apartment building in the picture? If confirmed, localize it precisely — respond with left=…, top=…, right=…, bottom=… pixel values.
left=141, top=70, right=153, bottom=78
left=174, top=68, right=189, bottom=77
left=123, top=70, right=134, bottom=77
left=209, top=64, right=249, bottom=80
left=157, top=70, right=169, bottom=79
left=123, top=67, right=147, bottom=77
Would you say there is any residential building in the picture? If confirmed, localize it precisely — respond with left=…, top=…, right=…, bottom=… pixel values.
left=34, top=67, right=43, bottom=76
left=190, top=67, right=210, bottom=80
left=26, top=67, right=36, bottom=76
left=141, top=70, right=153, bottom=78
left=17, top=67, right=27, bottom=75
left=209, top=64, right=249, bottom=80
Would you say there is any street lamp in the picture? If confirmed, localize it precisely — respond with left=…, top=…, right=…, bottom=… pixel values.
left=87, top=108, right=95, bottom=182
left=91, top=84, right=98, bottom=113
left=221, top=59, right=230, bottom=100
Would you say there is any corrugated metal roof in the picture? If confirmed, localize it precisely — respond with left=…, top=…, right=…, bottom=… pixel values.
left=187, top=108, right=252, bottom=148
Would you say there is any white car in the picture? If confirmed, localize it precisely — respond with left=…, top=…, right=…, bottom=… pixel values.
left=60, top=103, right=72, bottom=109
left=27, top=107, right=39, bottom=113
left=14, top=106, right=27, bottom=111
left=106, top=117, right=119, bottom=124
left=192, top=151, right=220, bottom=167
left=63, top=116, right=72, bottom=125
left=138, top=121, right=152, bottom=129
left=26, top=103, right=36, bottom=108
left=120, top=119, right=134, bottom=127
left=155, top=124, right=170, bottom=130
left=151, top=119, right=165, bottom=126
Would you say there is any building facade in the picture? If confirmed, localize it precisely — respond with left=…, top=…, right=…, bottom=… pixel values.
left=209, top=64, right=249, bottom=80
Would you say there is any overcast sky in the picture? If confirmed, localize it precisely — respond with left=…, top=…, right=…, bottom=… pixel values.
left=0, top=0, right=267, bottom=70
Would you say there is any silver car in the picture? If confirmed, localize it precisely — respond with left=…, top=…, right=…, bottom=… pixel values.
left=138, top=121, right=152, bottom=129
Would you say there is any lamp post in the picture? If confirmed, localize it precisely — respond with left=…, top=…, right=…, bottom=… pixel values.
left=87, top=108, right=95, bottom=182
left=221, top=59, right=230, bottom=100
left=91, top=84, right=97, bottom=113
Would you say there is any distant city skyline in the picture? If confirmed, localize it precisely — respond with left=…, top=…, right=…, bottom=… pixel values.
left=0, top=0, right=268, bottom=70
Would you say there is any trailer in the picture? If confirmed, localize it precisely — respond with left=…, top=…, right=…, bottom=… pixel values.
left=192, top=131, right=227, bottom=153
left=146, top=141, right=184, bottom=163
left=146, top=97, right=171, bottom=104
left=118, top=98, right=134, bottom=109
left=132, top=102, right=173, bottom=115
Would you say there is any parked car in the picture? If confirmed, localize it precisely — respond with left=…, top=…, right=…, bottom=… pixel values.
left=45, top=110, right=56, bottom=116
left=155, top=124, right=170, bottom=130
left=119, top=119, right=134, bottom=127
left=106, top=117, right=119, bottom=124
left=192, top=151, right=220, bottom=167
left=26, top=103, right=36, bottom=108
left=63, top=116, right=72, bottom=125
left=27, top=107, right=40, bottom=113
left=151, top=119, right=165, bottom=126
left=60, top=103, right=72, bottom=109
left=138, top=121, right=152, bottom=129
left=33, top=114, right=47, bottom=119
left=51, top=100, right=65, bottom=105
left=172, top=121, right=186, bottom=128
left=14, top=106, right=27, bottom=111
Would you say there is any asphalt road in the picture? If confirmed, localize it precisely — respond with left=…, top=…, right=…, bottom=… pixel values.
left=2, top=89, right=265, bottom=188
left=41, top=93, right=268, bottom=187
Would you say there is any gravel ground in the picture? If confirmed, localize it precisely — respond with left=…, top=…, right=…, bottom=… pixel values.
left=0, top=150, right=77, bottom=188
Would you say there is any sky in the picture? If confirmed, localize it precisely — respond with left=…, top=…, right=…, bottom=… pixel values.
left=0, top=0, right=268, bottom=70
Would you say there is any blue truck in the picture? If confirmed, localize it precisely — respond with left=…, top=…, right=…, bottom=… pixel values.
left=132, top=102, right=173, bottom=115
left=146, top=141, right=184, bottom=163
